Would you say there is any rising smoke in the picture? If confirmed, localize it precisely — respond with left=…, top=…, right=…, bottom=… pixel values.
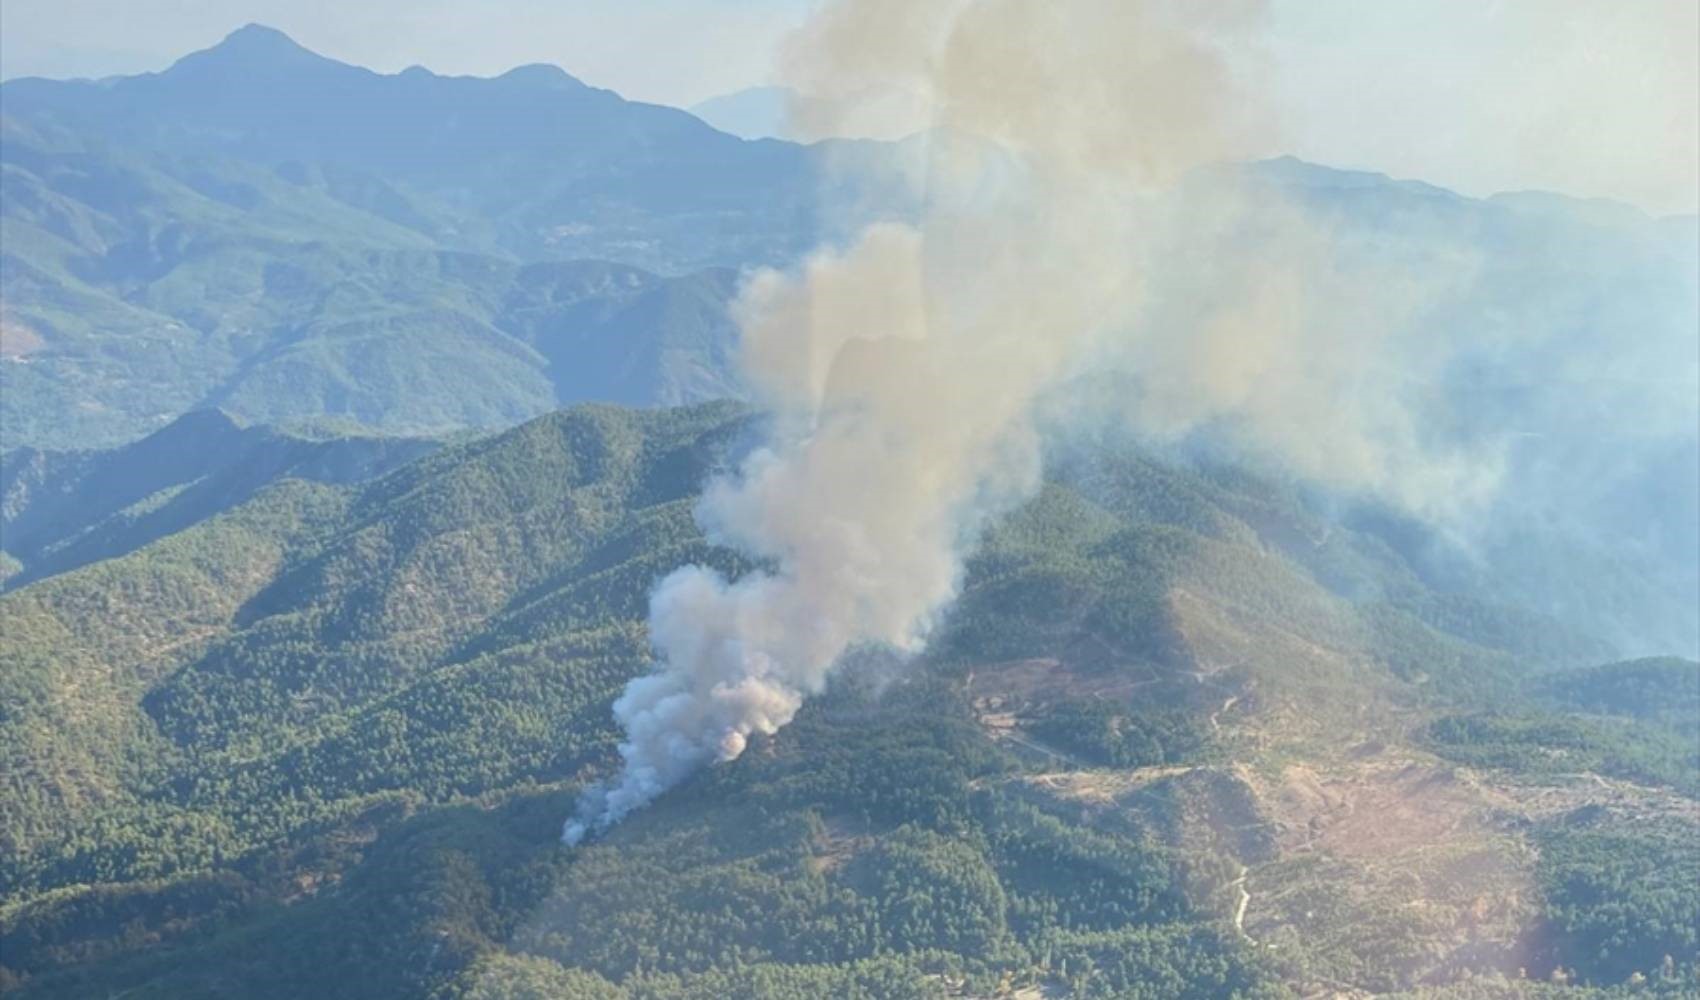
left=565, top=0, right=1699, bottom=842
left=564, top=0, right=1270, bottom=843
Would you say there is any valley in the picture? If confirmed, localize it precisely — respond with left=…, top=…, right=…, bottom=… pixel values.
left=1, top=403, right=1693, bottom=998
left=1, top=17, right=1695, bottom=1000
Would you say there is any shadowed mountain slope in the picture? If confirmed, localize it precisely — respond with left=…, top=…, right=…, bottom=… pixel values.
left=0, top=408, right=440, bottom=587
left=1, top=400, right=1692, bottom=998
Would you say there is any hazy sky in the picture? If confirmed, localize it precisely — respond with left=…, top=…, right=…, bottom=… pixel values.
left=2, top=0, right=1694, bottom=213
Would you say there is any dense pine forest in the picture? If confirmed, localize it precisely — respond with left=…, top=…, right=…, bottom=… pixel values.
left=2, top=403, right=1694, bottom=998
left=2, top=17, right=1696, bottom=1000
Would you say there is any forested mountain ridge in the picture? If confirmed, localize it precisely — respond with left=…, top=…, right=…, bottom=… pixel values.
left=1, top=25, right=1695, bottom=999
left=2, top=401, right=1693, bottom=998
left=0, top=408, right=439, bottom=588
left=1, top=24, right=836, bottom=270
left=1, top=25, right=856, bottom=449
left=6, top=25, right=1695, bottom=466
left=0, top=224, right=750, bottom=448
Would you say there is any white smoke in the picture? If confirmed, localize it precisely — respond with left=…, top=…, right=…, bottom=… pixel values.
left=564, top=0, right=1270, bottom=843
left=564, top=0, right=1699, bottom=842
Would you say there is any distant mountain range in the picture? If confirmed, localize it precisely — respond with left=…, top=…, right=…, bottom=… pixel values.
left=3, top=24, right=846, bottom=269
left=1, top=26, right=894, bottom=449
left=6, top=24, right=1695, bottom=465
left=1, top=28, right=1697, bottom=996
left=689, top=86, right=797, bottom=141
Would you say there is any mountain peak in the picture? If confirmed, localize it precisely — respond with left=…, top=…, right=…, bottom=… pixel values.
left=164, top=23, right=337, bottom=78
left=150, top=408, right=245, bottom=441
left=217, top=23, right=312, bottom=56
left=495, top=63, right=585, bottom=90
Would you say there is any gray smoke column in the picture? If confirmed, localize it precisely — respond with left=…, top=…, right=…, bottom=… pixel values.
left=562, top=0, right=1269, bottom=843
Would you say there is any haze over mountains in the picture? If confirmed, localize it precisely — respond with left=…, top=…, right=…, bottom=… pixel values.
left=689, top=84, right=934, bottom=143
left=3, top=25, right=1693, bottom=457
left=0, top=25, right=859, bottom=448
left=1, top=23, right=1695, bottom=663
left=689, top=86, right=799, bottom=142
left=1, top=21, right=1697, bottom=1000
left=4, top=23, right=831, bottom=269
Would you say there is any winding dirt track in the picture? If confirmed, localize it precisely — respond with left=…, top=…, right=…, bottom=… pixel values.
left=1229, top=865, right=1255, bottom=944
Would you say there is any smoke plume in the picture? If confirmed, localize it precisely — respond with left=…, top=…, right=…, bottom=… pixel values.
left=564, top=0, right=1698, bottom=842
left=563, top=0, right=1270, bottom=843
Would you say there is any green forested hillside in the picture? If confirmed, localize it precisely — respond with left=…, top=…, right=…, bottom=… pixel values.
left=1, top=212, right=748, bottom=448
left=2, top=401, right=1694, bottom=998
left=1, top=403, right=745, bottom=895
left=0, top=24, right=895, bottom=450
left=1, top=408, right=439, bottom=587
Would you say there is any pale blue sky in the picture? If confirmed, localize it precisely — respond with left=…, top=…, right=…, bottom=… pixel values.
left=2, top=0, right=1694, bottom=213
